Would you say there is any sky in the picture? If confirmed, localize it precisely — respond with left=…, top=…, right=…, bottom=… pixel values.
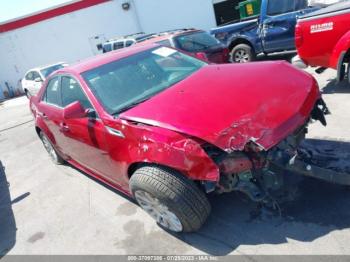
left=0, top=0, right=72, bottom=22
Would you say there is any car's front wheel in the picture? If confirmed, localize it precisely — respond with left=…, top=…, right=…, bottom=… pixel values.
left=129, top=166, right=211, bottom=233
left=39, top=131, right=65, bottom=165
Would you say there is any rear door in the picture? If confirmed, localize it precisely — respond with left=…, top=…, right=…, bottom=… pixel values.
left=37, top=76, right=66, bottom=154
left=261, top=0, right=308, bottom=52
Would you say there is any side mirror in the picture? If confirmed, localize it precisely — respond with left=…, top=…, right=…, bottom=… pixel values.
left=34, top=77, right=43, bottom=82
left=63, top=101, right=87, bottom=119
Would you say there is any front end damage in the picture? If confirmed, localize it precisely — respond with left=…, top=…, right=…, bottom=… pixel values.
left=203, top=99, right=343, bottom=204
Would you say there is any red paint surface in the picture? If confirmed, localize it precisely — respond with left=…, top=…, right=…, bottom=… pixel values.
left=121, top=61, right=319, bottom=152
left=0, top=0, right=110, bottom=33
left=30, top=45, right=320, bottom=194
left=296, top=11, right=350, bottom=69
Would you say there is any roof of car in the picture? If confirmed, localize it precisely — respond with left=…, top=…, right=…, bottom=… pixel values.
left=136, top=28, right=202, bottom=46
left=59, top=43, right=159, bottom=74
left=26, top=62, right=67, bottom=73
left=103, top=32, right=155, bottom=45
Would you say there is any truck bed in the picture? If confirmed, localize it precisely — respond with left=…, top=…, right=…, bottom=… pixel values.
left=299, top=2, right=350, bottom=20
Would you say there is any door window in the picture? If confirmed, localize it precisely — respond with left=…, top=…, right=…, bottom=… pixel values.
left=32, top=71, right=42, bottom=81
left=267, top=0, right=296, bottom=16
left=125, top=40, right=135, bottom=47
left=25, top=72, right=34, bottom=81
left=42, top=77, right=62, bottom=106
left=103, top=43, right=112, bottom=53
left=295, top=0, right=308, bottom=11
left=61, top=76, right=93, bottom=110
left=113, top=41, right=124, bottom=50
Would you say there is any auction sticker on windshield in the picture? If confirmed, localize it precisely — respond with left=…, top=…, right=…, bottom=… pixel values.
left=152, top=47, right=177, bottom=57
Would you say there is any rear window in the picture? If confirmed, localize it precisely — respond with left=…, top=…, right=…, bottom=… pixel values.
left=174, top=31, right=221, bottom=52
left=41, top=64, right=65, bottom=78
left=267, top=0, right=308, bottom=16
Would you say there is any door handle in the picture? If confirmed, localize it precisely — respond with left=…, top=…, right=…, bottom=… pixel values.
left=59, top=123, right=70, bottom=132
left=37, top=112, right=48, bottom=120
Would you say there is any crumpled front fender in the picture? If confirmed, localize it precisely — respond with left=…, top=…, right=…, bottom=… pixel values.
left=108, top=120, right=220, bottom=182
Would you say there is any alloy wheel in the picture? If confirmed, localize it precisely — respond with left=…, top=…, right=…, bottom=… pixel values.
left=135, top=190, right=183, bottom=232
left=41, top=134, right=58, bottom=163
left=233, top=49, right=250, bottom=63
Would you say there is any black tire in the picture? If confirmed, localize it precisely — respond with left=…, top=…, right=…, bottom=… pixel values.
left=347, top=64, right=350, bottom=85
left=24, top=89, right=31, bottom=98
left=230, top=43, right=255, bottom=63
left=39, top=131, right=65, bottom=165
left=129, top=166, right=211, bottom=233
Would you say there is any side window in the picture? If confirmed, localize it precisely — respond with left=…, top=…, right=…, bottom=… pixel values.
left=113, top=41, right=124, bottom=50
left=156, top=39, right=172, bottom=47
left=295, top=0, right=308, bottom=11
left=125, top=40, right=135, bottom=47
left=25, top=72, right=34, bottom=81
left=43, top=77, right=61, bottom=106
left=32, top=71, right=42, bottom=81
left=103, top=43, right=112, bottom=53
left=267, top=0, right=295, bottom=16
left=61, top=76, right=93, bottom=110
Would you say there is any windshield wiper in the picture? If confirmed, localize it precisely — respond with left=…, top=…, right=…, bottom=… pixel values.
left=112, top=96, right=151, bottom=115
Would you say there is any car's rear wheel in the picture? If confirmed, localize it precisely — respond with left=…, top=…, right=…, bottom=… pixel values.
left=230, top=44, right=255, bottom=63
left=347, top=63, right=350, bottom=85
left=129, top=166, right=211, bottom=233
left=39, top=131, right=65, bottom=165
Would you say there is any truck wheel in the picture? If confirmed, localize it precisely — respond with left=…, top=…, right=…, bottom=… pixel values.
left=129, top=166, right=211, bottom=233
left=230, top=44, right=255, bottom=63
left=39, top=131, right=65, bottom=165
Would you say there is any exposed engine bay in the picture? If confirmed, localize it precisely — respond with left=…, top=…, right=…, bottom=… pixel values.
left=203, top=99, right=340, bottom=205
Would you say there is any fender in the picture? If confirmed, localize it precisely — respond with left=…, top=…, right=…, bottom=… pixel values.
left=329, top=30, right=350, bottom=70
left=227, top=35, right=262, bottom=54
left=106, top=121, right=220, bottom=183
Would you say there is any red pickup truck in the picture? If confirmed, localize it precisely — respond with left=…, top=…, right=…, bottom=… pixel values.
left=294, top=2, right=350, bottom=82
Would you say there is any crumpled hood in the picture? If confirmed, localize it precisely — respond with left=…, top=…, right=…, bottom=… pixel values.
left=120, top=61, right=319, bottom=152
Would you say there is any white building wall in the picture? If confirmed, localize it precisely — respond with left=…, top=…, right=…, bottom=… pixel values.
left=0, top=0, right=219, bottom=93
left=0, top=0, right=141, bottom=92
left=133, top=0, right=217, bottom=33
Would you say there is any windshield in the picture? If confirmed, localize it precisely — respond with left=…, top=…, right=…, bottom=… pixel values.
left=41, top=64, right=65, bottom=78
left=82, top=47, right=206, bottom=115
left=174, top=31, right=221, bottom=52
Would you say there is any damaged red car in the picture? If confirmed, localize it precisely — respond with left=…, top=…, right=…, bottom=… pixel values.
left=30, top=44, right=331, bottom=233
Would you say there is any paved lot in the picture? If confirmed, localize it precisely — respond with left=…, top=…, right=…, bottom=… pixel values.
left=1, top=63, right=350, bottom=256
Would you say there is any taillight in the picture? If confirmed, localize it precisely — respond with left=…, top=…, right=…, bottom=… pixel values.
left=195, top=52, right=209, bottom=62
left=223, top=48, right=230, bottom=62
left=295, top=24, right=304, bottom=48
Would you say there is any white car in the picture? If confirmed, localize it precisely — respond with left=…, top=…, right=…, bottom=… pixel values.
left=22, top=62, right=68, bottom=97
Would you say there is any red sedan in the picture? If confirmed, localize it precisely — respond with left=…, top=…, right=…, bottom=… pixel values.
left=30, top=44, right=327, bottom=232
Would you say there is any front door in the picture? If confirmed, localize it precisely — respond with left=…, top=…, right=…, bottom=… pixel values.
left=261, top=0, right=308, bottom=52
left=59, top=76, right=116, bottom=181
